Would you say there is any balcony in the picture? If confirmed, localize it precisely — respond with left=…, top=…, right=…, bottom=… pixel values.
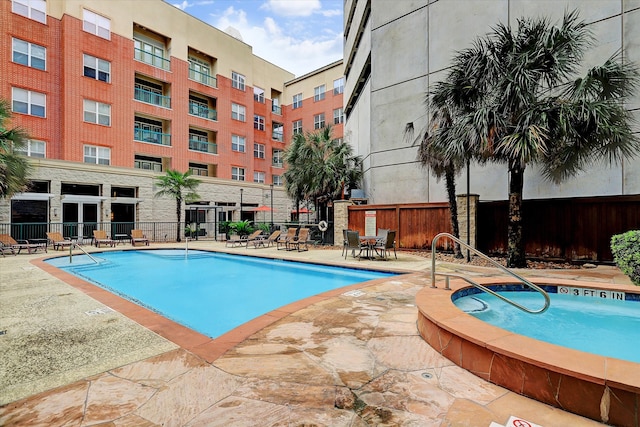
left=272, top=160, right=283, bottom=168
left=189, top=101, right=217, bottom=121
left=271, top=104, right=282, bottom=115
left=272, top=131, right=284, bottom=142
left=189, top=68, right=217, bottom=88
left=189, top=139, right=218, bottom=154
left=134, top=48, right=170, bottom=70
left=135, top=87, right=171, bottom=108
left=134, top=128, right=171, bottom=146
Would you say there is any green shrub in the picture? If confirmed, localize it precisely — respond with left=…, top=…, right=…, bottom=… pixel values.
left=611, top=230, right=640, bottom=286
left=229, top=220, right=253, bottom=237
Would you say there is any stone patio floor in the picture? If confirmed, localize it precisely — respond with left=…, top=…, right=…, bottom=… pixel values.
left=1, top=240, right=631, bottom=426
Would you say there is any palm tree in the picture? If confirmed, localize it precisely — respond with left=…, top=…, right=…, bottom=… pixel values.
left=429, top=11, right=640, bottom=267
left=154, top=169, right=201, bottom=242
left=284, top=126, right=362, bottom=221
left=0, top=99, right=31, bottom=198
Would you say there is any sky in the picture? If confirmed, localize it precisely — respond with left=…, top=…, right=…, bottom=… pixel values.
left=165, top=0, right=344, bottom=77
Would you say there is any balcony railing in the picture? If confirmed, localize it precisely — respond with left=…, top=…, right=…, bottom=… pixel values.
left=134, top=48, right=170, bottom=70
left=272, top=132, right=284, bottom=142
left=189, top=139, right=218, bottom=154
left=189, top=101, right=217, bottom=121
left=188, top=68, right=217, bottom=88
left=272, top=161, right=283, bottom=168
left=271, top=104, right=282, bottom=115
left=134, top=128, right=171, bottom=146
left=135, top=87, right=171, bottom=108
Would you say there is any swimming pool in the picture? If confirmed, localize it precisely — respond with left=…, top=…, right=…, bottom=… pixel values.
left=46, top=250, right=395, bottom=338
left=453, top=286, right=640, bottom=363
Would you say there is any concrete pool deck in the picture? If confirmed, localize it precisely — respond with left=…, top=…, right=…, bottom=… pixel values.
left=0, top=241, right=632, bottom=426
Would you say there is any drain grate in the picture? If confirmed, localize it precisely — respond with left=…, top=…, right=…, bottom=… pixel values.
left=85, top=307, right=114, bottom=316
left=421, top=372, right=433, bottom=379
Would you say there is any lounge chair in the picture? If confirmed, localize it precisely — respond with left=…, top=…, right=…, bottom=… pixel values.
left=0, top=242, right=16, bottom=257
left=243, top=230, right=264, bottom=248
left=288, top=228, right=311, bottom=252
left=46, top=231, right=73, bottom=251
left=225, top=234, right=243, bottom=247
left=0, top=234, right=47, bottom=254
left=276, top=227, right=297, bottom=250
left=92, top=230, right=115, bottom=248
left=130, top=229, right=149, bottom=246
left=344, top=230, right=366, bottom=260
left=374, top=230, right=397, bottom=260
left=249, top=230, right=281, bottom=248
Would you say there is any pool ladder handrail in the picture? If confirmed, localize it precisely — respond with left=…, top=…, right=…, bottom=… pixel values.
left=69, top=241, right=100, bottom=264
left=431, top=232, right=550, bottom=314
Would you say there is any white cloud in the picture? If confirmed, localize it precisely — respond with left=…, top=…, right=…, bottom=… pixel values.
left=214, top=5, right=342, bottom=76
left=260, top=0, right=321, bottom=17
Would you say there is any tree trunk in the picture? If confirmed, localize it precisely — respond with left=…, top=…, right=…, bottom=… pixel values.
left=445, top=164, right=463, bottom=258
left=176, top=197, right=182, bottom=242
left=507, top=161, right=525, bottom=268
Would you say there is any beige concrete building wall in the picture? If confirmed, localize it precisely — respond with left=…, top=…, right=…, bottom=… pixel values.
left=345, top=0, right=640, bottom=205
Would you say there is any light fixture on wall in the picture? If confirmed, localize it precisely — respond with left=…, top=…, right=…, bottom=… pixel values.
left=53, top=208, right=58, bottom=217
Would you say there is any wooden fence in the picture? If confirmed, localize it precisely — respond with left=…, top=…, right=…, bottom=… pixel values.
left=478, top=195, right=640, bottom=262
left=348, top=203, right=452, bottom=250
left=348, top=195, right=640, bottom=262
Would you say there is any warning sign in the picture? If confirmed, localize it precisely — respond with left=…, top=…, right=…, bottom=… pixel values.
left=506, top=416, right=542, bottom=427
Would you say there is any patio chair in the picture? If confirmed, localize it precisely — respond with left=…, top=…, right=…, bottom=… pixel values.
left=46, top=231, right=73, bottom=251
left=130, top=229, right=149, bottom=246
left=225, top=234, right=243, bottom=247
left=92, top=230, right=115, bottom=248
left=374, top=230, right=397, bottom=260
left=344, top=230, right=366, bottom=260
left=288, top=228, right=311, bottom=252
left=251, top=229, right=281, bottom=248
left=0, top=242, right=16, bottom=257
left=243, top=230, right=264, bottom=248
left=0, top=234, right=47, bottom=254
left=341, top=229, right=352, bottom=257
left=276, top=227, right=297, bottom=250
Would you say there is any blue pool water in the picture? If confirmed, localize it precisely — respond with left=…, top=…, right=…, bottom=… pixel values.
left=47, top=250, right=394, bottom=338
left=453, top=289, right=640, bottom=363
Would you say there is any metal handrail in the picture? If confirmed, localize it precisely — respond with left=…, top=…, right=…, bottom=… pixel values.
left=431, top=232, right=550, bottom=314
left=69, top=242, right=100, bottom=264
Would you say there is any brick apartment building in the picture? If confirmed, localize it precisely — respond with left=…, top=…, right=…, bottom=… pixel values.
left=0, top=0, right=344, bottom=237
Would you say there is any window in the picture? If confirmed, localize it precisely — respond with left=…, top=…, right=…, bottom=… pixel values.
left=84, top=145, right=110, bottom=165
left=333, top=108, right=344, bottom=125
left=314, top=113, right=325, bottom=129
left=134, top=155, right=163, bottom=172
left=188, top=56, right=215, bottom=87
left=231, top=135, right=245, bottom=152
left=292, top=120, right=303, bottom=135
left=314, top=85, right=325, bottom=101
left=232, top=166, right=245, bottom=181
left=14, top=139, right=45, bottom=158
left=254, top=143, right=265, bottom=159
left=273, top=175, right=283, bottom=186
left=83, top=54, right=110, bottom=83
left=134, top=77, right=170, bottom=108
left=254, top=115, right=265, bottom=131
left=334, top=78, right=344, bottom=95
left=189, top=94, right=217, bottom=120
left=134, top=37, right=168, bottom=70
left=254, top=171, right=265, bottom=183
left=83, top=99, right=111, bottom=126
left=231, top=103, right=246, bottom=122
left=189, top=129, right=216, bottom=154
left=272, top=122, right=283, bottom=142
left=12, top=0, right=46, bottom=23
left=83, top=9, right=111, bottom=40
left=254, top=87, right=265, bottom=103
left=12, top=87, right=45, bottom=117
left=12, top=38, right=45, bottom=70
left=292, top=93, right=302, bottom=109
left=189, top=163, right=208, bottom=176
left=134, top=117, right=170, bottom=146
left=272, top=149, right=283, bottom=167
left=232, top=72, right=245, bottom=91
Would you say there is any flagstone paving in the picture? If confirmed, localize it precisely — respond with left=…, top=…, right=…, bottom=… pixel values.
left=1, top=241, right=626, bottom=426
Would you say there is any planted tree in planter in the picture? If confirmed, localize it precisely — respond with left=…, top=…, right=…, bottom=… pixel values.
left=230, top=220, right=253, bottom=237
left=611, top=230, right=640, bottom=286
